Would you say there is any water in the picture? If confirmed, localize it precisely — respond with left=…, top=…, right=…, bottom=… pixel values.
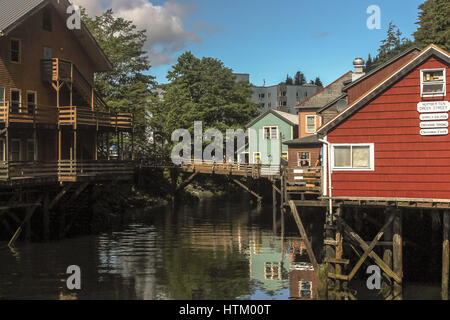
left=0, top=198, right=442, bottom=300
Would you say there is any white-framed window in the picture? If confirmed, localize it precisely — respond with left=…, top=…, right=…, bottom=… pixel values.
left=264, top=262, right=281, bottom=280
left=11, top=139, right=21, bottom=161
left=263, top=126, right=278, bottom=140
left=305, top=115, right=317, bottom=133
left=421, top=68, right=446, bottom=97
left=10, top=38, right=21, bottom=63
left=298, top=152, right=311, bottom=167
left=331, top=143, right=374, bottom=171
left=299, top=281, right=312, bottom=298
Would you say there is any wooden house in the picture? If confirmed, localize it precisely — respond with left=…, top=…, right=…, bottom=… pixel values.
left=317, top=44, right=450, bottom=200
left=0, top=0, right=133, bottom=185
left=244, top=109, right=298, bottom=170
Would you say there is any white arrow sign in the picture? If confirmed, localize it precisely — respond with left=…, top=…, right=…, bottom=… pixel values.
left=417, top=101, right=450, bottom=113
left=420, top=121, right=449, bottom=129
left=420, top=113, right=449, bottom=121
left=420, top=128, right=448, bottom=136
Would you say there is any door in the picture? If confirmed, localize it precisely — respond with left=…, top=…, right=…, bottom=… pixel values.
left=27, top=91, right=37, bottom=115
left=10, top=89, right=21, bottom=113
left=11, top=139, right=21, bottom=161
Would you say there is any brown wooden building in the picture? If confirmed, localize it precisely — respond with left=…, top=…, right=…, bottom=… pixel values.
left=0, top=0, right=133, bottom=185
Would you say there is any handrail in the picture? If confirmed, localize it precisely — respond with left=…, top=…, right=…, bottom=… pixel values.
left=0, top=101, right=57, bottom=125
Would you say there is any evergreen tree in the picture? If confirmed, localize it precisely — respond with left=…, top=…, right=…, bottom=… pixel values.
left=150, top=52, right=258, bottom=151
left=414, top=0, right=450, bottom=51
left=314, top=77, right=323, bottom=87
left=294, top=71, right=307, bottom=85
left=366, top=54, right=373, bottom=71
left=285, top=74, right=294, bottom=85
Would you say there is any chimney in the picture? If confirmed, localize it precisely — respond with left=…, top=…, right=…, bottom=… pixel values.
left=352, top=58, right=366, bottom=81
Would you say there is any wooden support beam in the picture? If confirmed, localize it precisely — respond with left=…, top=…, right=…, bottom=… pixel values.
left=288, top=200, right=319, bottom=270
left=43, top=192, right=50, bottom=241
left=339, top=216, right=401, bottom=284
left=272, top=184, right=277, bottom=234
left=175, top=172, right=198, bottom=192
left=347, top=212, right=395, bottom=281
left=442, top=210, right=449, bottom=300
left=49, top=185, right=72, bottom=210
left=393, top=209, right=403, bottom=300
left=62, top=183, right=91, bottom=238
left=232, top=178, right=262, bottom=205
left=335, top=204, right=343, bottom=275
left=8, top=196, right=43, bottom=248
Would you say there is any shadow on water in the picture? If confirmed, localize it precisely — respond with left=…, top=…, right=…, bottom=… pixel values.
left=0, top=197, right=443, bottom=300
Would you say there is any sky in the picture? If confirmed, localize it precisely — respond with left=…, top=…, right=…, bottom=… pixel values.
left=76, top=0, right=426, bottom=87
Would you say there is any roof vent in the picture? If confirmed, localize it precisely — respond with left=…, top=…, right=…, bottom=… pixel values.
left=352, top=58, right=366, bottom=81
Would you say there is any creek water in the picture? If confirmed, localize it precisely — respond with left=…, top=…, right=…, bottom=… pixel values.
left=0, top=198, right=442, bottom=300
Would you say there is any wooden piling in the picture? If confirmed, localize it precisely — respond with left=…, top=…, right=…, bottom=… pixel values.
left=43, top=192, right=50, bottom=241
left=272, top=184, right=277, bottom=234
left=382, top=207, right=393, bottom=299
left=393, top=209, right=403, bottom=300
left=443, top=210, right=449, bottom=300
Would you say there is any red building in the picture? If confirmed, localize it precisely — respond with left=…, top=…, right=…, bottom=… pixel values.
left=318, top=45, right=450, bottom=200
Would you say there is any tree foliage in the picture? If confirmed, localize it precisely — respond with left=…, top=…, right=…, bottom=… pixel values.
left=82, top=9, right=156, bottom=153
left=294, top=71, right=306, bottom=85
left=150, top=52, right=258, bottom=147
left=314, top=77, right=323, bottom=87
left=285, top=74, right=294, bottom=85
left=414, top=0, right=450, bottom=51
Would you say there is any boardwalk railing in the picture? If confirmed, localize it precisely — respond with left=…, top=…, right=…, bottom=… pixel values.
left=58, top=106, right=133, bottom=130
left=180, top=159, right=280, bottom=178
left=58, top=160, right=135, bottom=182
left=0, top=161, right=58, bottom=180
left=286, top=166, right=322, bottom=194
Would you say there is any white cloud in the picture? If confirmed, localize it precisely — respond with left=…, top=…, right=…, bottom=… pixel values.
left=75, top=0, right=216, bottom=66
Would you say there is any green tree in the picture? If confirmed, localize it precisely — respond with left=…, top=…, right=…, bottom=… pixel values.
left=285, top=74, right=294, bottom=85
left=367, top=22, right=413, bottom=72
left=82, top=9, right=156, bottom=154
left=150, top=52, right=258, bottom=150
left=414, top=0, right=450, bottom=51
left=314, top=77, right=323, bottom=87
left=294, top=71, right=306, bottom=85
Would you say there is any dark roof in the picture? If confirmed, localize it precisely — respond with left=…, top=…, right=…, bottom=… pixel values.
left=295, top=71, right=352, bottom=108
left=283, top=135, right=322, bottom=146
left=0, top=0, right=112, bottom=72
left=246, top=109, right=298, bottom=128
left=342, top=46, right=422, bottom=92
left=318, top=45, right=450, bottom=135
left=317, top=93, right=348, bottom=113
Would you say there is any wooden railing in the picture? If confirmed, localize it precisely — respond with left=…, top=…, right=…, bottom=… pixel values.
left=0, top=101, right=58, bottom=125
left=180, top=159, right=280, bottom=178
left=0, top=161, right=58, bottom=180
left=58, top=160, right=135, bottom=181
left=58, top=106, right=133, bottom=130
left=286, top=166, right=322, bottom=193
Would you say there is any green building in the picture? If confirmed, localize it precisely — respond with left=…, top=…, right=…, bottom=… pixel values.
left=244, top=110, right=298, bottom=168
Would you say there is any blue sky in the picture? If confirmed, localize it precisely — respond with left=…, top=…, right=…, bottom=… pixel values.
left=148, top=0, right=425, bottom=86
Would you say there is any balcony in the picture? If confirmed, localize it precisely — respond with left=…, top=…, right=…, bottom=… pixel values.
left=58, top=106, right=133, bottom=131
left=0, top=101, right=58, bottom=126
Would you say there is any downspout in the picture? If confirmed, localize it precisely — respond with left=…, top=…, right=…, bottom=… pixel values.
left=319, top=137, right=332, bottom=218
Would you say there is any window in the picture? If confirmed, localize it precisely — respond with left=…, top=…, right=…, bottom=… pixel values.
left=421, top=69, right=446, bottom=97
left=332, top=144, right=374, bottom=170
left=11, top=139, right=21, bottom=161
left=281, top=152, right=288, bottom=161
left=43, top=9, right=52, bottom=31
left=0, top=88, right=5, bottom=106
left=10, top=89, right=21, bottom=113
left=10, top=39, right=21, bottom=63
left=0, top=139, right=4, bottom=161
left=27, top=140, right=35, bottom=161
left=299, top=281, right=312, bottom=298
left=306, top=115, right=316, bottom=133
left=27, top=91, right=36, bottom=115
left=263, top=126, right=278, bottom=140
left=259, top=93, right=265, bottom=99
left=268, top=92, right=271, bottom=98
left=264, top=262, right=281, bottom=280
left=298, top=152, right=311, bottom=167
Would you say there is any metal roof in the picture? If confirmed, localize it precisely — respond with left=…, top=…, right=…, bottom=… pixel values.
left=283, top=135, right=321, bottom=146
left=0, top=0, right=45, bottom=34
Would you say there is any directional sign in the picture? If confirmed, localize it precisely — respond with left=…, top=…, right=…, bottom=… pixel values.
left=417, top=101, right=450, bottom=113
left=420, top=121, right=449, bottom=129
left=420, top=113, right=449, bottom=121
left=420, top=128, right=449, bottom=136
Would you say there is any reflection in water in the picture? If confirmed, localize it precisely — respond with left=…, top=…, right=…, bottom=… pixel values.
left=0, top=198, right=442, bottom=300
